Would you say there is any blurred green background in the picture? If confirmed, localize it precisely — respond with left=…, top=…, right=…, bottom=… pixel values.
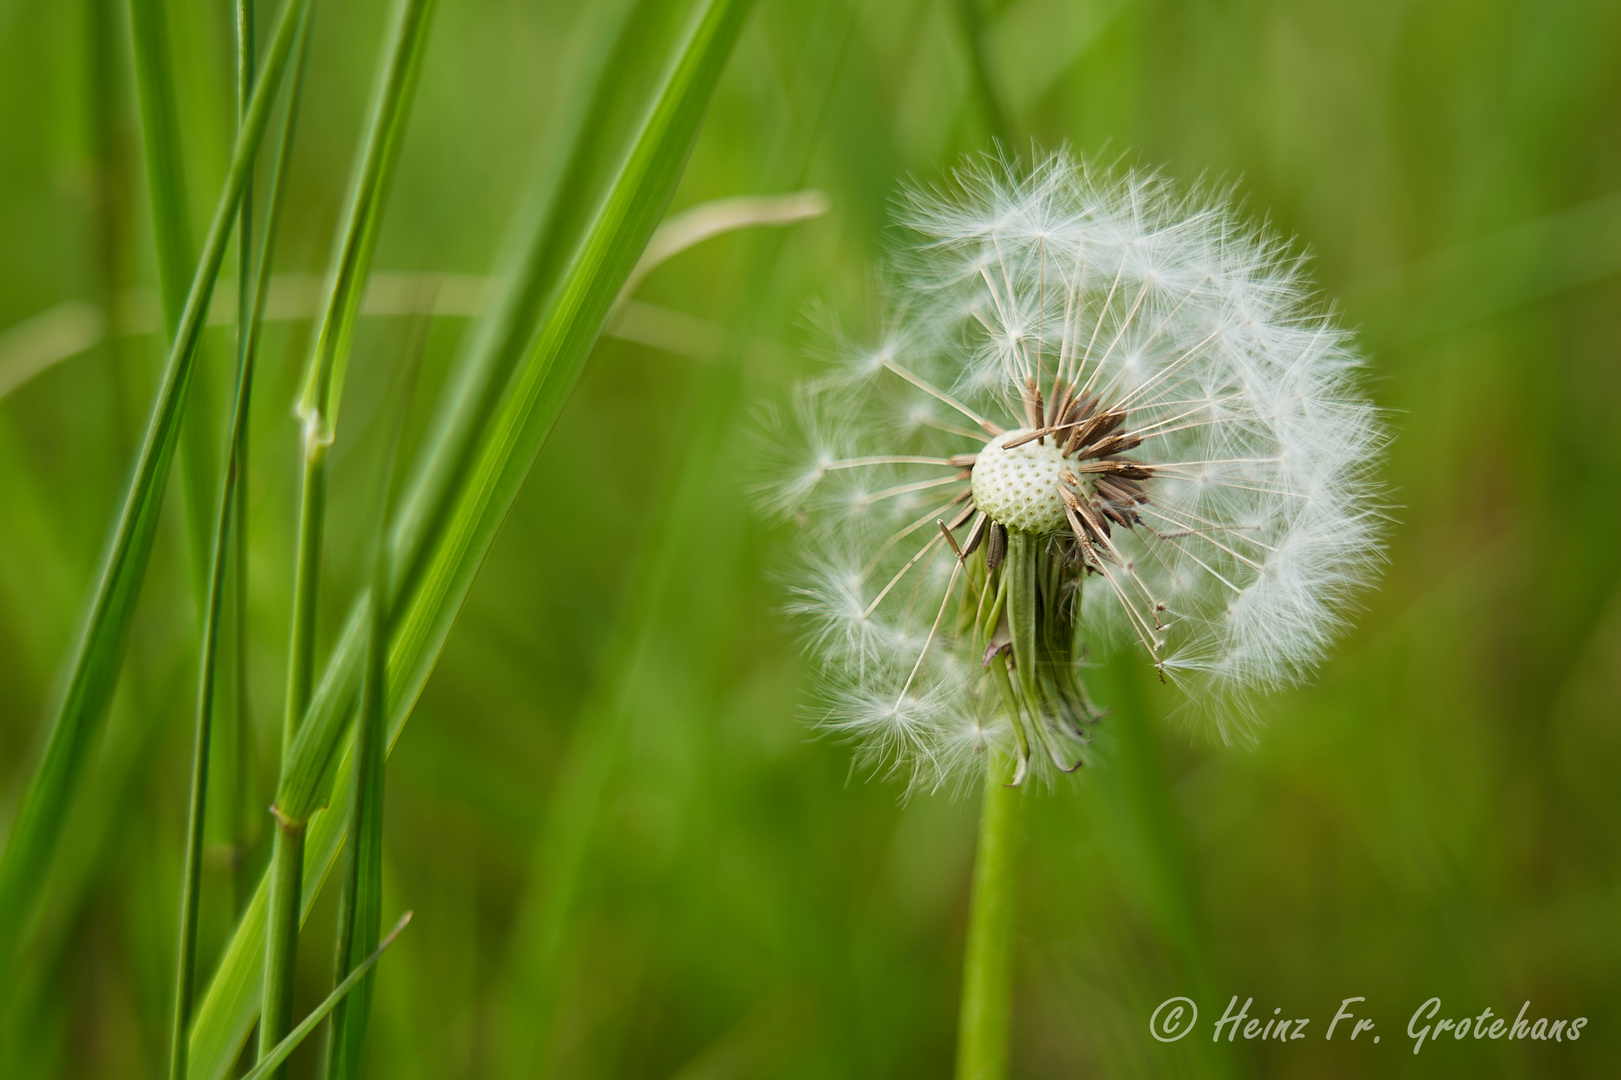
left=2, top=0, right=1619, bottom=1076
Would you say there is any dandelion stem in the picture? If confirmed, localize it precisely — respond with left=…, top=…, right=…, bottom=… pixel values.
left=955, top=747, right=1024, bottom=1080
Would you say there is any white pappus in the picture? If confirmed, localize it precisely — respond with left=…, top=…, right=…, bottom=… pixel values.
left=765, top=151, right=1387, bottom=792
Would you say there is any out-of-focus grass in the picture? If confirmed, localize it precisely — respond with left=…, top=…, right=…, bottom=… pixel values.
left=2, top=0, right=1619, bottom=1077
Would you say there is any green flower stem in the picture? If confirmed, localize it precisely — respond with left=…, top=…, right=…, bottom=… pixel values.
left=956, top=747, right=1025, bottom=1080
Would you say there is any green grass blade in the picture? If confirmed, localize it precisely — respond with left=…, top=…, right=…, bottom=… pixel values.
left=0, top=0, right=309, bottom=984
left=238, top=912, right=413, bottom=1080
left=167, top=4, right=306, bottom=1076
left=127, top=0, right=194, bottom=336
left=190, top=3, right=755, bottom=1073
left=324, top=315, right=424, bottom=1080
left=295, top=0, right=439, bottom=444
left=278, top=0, right=438, bottom=779
left=166, top=267, right=247, bottom=1080
left=128, top=0, right=219, bottom=606
left=228, top=0, right=259, bottom=917
left=383, top=0, right=757, bottom=790
left=386, top=0, right=667, bottom=602
left=277, top=0, right=756, bottom=825
left=261, top=2, right=436, bottom=1070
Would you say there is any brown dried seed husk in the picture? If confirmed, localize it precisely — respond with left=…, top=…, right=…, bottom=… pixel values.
left=986, top=521, right=1008, bottom=573
left=961, top=512, right=988, bottom=556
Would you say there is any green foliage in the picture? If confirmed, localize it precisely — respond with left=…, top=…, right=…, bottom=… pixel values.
left=0, top=0, right=307, bottom=994
left=241, top=912, right=413, bottom=1080
left=2, top=0, right=1620, bottom=1078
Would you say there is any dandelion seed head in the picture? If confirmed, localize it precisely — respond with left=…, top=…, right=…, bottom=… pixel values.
left=765, top=149, right=1387, bottom=783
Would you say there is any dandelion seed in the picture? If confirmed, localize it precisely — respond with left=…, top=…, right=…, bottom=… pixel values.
left=767, top=151, right=1386, bottom=791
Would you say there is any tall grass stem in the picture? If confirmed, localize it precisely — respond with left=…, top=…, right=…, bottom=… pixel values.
left=262, top=0, right=436, bottom=1069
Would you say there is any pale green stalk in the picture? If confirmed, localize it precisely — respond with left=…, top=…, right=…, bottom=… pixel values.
left=0, top=0, right=308, bottom=983
left=261, top=0, right=436, bottom=1070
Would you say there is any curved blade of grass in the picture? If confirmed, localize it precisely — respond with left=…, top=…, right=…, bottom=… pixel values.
left=262, top=0, right=437, bottom=1070
left=614, top=189, right=827, bottom=302
left=238, top=911, right=413, bottom=1080
left=0, top=0, right=309, bottom=984
left=189, top=2, right=755, bottom=1074
left=129, top=0, right=219, bottom=606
